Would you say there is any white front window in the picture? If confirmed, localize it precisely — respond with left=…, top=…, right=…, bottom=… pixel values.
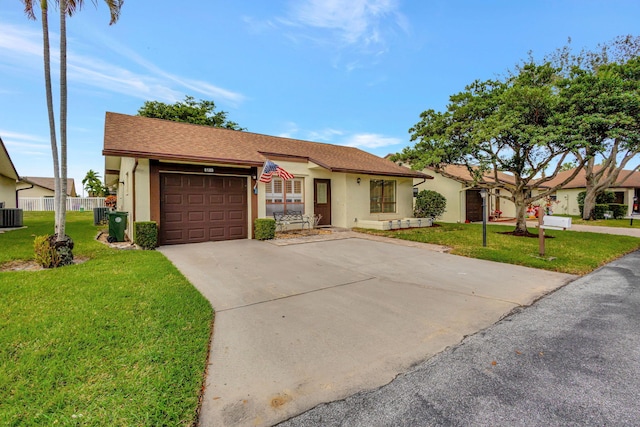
left=266, top=178, right=304, bottom=216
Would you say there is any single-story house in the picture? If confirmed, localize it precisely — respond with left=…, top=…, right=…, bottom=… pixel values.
left=393, top=161, right=517, bottom=223
left=0, top=136, right=20, bottom=208
left=17, top=177, right=78, bottom=198
left=536, top=166, right=640, bottom=216
left=102, top=112, right=431, bottom=245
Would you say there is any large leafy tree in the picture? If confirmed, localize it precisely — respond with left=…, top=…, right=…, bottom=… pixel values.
left=137, top=95, right=245, bottom=130
left=549, top=36, right=640, bottom=220
left=396, top=61, right=590, bottom=235
left=22, top=0, right=123, bottom=263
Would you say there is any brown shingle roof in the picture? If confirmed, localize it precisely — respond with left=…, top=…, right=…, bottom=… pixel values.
left=19, top=177, right=77, bottom=196
left=538, top=166, right=640, bottom=189
left=102, top=112, right=429, bottom=179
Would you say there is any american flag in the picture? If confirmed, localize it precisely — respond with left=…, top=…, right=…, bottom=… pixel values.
left=258, top=160, right=294, bottom=182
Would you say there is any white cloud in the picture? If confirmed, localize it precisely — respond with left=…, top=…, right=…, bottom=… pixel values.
left=277, top=124, right=401, bottom=151
left=283, top=0, right=406, bottom=48
left=344, top=133, right=402, bottom=149
left=0, top=21, right=245, bottom=105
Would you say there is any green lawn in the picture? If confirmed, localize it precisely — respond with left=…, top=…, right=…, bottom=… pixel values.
left=0, top=212, right=213, bottom=426
left=356, top=222, right=640, bottom=275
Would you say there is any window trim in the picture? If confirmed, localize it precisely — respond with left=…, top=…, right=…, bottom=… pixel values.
left=370, top=179, right=397, bottom=214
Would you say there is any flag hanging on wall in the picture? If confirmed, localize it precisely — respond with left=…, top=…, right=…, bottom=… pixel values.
left=258, top=160, right=294, bottom=183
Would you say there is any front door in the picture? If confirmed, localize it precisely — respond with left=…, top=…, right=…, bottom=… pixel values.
left=314, top=179, right=331, bottom=226
left=465, top=189, right=483, bottom=222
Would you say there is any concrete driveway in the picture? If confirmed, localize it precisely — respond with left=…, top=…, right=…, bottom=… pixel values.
left=159, top=235, right=576, bottom=427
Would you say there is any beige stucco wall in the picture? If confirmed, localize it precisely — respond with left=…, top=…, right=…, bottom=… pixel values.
left=413, top=171, right=517, bottom=223
left=118, top=156, right=424, bottom=239
left=0, top=175, right=16, bottom=208
left=256, top=160, right=416, bottom=229
left=17, top=185, right=54, bottom=198
left=415, top=172, right=464, bottom=223
left=553, top=187, right=636, bottom=217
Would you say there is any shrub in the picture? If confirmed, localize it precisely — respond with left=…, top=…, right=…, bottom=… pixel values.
left=414, top=190, right=447, bottom=219
left=254, top=218, right=276, bottom=240
left=608, top=204, right=628, bottom=219
left=33, top=234, right=74, bottom=268
left=34, top=235, right=59, bottom=268
left=577, top=190, right=615, bottom=206
left=134, top=221, right=158, bottom=249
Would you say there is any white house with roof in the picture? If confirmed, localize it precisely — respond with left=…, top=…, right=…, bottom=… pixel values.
left=102, top=113, right=432, bottom=244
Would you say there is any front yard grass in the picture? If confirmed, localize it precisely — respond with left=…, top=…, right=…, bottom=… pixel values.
left=356, top=222, right=640, bottom=275
left=0, top=212, right=213, bottom=426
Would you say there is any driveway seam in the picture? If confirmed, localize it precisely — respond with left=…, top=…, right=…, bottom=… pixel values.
left=215, top=276, right=377, bottom=313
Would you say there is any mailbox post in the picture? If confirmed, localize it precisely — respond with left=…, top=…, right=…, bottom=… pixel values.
left=539, top=214, right=572, bottom=257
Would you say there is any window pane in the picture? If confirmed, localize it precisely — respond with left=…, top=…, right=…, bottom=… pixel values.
left=317, top=182, right=328, bottom=204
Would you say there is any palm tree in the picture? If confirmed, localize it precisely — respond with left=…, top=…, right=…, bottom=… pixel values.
left=22, top=0, right=123, bottom=264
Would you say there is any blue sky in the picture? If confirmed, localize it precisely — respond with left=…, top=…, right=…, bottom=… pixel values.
left=1, top=1, right=639, bottom=194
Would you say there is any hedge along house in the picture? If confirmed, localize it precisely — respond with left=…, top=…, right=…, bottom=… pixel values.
left=0, top=136, right=19, bottom=208
left=102, top=113, right=431, bottom=245
left=534, top=166, right=640, bottom=217
left=395, top=162, right=518, bottom=223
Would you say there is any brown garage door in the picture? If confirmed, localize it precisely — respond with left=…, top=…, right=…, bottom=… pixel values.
left=160, top=174, right=248, bottom=245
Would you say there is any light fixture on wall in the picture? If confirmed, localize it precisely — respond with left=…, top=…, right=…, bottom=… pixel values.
left=357, top=177, right=361, bottom=185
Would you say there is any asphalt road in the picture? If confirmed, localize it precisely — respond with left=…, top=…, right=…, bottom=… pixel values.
left=278, top=249, right=640, bottom=427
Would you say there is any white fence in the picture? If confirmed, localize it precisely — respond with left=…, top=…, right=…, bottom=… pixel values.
left=19, top=197, right=106, bottom=212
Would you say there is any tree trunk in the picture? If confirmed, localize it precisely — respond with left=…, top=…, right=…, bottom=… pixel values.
left=57, top=0, right=68, bottom=241
left=582, top=189, right=598, bottom=220
left=40, top=3, right=62, bottom=236
left=513, top=190, right=529, bottom=235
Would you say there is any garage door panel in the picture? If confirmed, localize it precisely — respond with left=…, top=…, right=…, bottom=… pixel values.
left=228, top=210, right=245, bottom=220
left=164, top=175, right=183, bottom=187
left=228, top=194, right=245, bottom=204
left=164, top=229, right=184, bottom=242
left=209, top=211, right=225, bottom=221
left=209, top=195, right=224, bottom=204
left=188, top=175, right=206, bottom=187
left=164, top=194, right=183, bottom=205
left=188, top=211, right=205, bottom=222
left=188, top=194, right=205, bottom=205
left=228, top=226, right=246, bottom=238
left=208, top=227, right=226, bottom=239
left=160, top=173, right=248, bottom=245
left=165, top=212, right=183, bottom=223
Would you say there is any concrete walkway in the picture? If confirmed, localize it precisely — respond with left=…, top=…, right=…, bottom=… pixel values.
left=159, top=235, right=576, bottom=427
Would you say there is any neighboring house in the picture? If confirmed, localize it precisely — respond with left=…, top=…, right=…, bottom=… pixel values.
left=102, top=112, right=431, bottom=245
left=17, top=177, right=78, bottom=198
left=395, top=161, right=517, bottom=223
left=0, top=136, right=20, bottom=208
left=536, top=166, right=640, bottom=217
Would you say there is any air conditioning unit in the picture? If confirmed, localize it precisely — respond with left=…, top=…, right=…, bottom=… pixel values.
left=0, top=208, right=24, bottom=228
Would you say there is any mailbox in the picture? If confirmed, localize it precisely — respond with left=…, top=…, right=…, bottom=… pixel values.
left=542, top=216, right=571, bottom=230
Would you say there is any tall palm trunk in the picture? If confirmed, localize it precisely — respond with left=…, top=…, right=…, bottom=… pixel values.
left=39, top=0, right=62, bottom=235
left=57, top=0, right=68, bottom=240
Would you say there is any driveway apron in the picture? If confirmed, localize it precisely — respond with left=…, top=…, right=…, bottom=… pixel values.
left=158, top=237, right=576, bottom=427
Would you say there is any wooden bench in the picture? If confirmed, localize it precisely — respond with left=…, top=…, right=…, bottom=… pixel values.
left=273, top=211, right=311, bottom=232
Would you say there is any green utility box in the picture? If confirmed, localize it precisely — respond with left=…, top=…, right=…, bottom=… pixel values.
left=107, top=211, right=128, bottom=242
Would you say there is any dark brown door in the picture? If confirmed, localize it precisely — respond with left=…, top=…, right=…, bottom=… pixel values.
left=160, top=174, right=247, bottom=245
left=314, top=179, right=331, bottom=226
left=465, top=189, right=483, bottom=222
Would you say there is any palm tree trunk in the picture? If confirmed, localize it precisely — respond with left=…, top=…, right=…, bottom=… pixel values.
left=40, top=1, right=62, bottom=235
left=58, top=0, right=68, bottom=240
